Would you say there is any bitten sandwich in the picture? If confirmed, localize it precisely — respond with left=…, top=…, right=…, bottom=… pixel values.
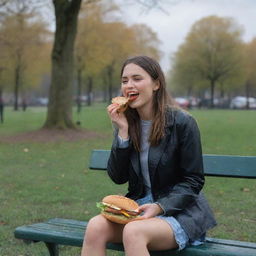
left=111, top=96, right=129, bottom=113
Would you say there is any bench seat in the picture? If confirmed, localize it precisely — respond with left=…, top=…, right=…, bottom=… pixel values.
left=14, top=218, right=256, bottom=256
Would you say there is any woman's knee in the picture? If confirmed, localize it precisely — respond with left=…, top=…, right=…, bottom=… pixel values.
left=123, top=221, right=147, bottom=245
left=84, top=215, right=110, bottom=243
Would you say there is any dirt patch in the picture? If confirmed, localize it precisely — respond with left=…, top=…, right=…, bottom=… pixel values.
left=0, top=128, right=105, bottom=143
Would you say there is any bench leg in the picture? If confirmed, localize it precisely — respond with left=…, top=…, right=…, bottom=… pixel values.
left=45, top=242, right=59, bottom=256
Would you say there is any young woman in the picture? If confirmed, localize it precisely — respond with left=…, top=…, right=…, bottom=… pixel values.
left=81, top=55, right=216, bottom=256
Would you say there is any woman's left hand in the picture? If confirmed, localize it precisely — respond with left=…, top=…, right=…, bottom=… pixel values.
left=137, top=203, right=163, bottom=219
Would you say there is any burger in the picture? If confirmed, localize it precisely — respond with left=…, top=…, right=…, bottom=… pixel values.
left=97, top=195, right=142, bottom=224
left=111, top=96, right=129, bottom=113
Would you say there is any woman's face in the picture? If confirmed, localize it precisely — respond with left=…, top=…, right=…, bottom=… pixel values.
left=121, top=63, right=159, bottom=118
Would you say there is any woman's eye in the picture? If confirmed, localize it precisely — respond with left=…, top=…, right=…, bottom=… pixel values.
left=122, top=80, right=128, bottom=84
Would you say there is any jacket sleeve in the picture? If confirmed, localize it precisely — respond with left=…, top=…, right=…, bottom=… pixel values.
left=107, top=130, right=133, bottom=184
left=157, top=114, right=205, bottom=216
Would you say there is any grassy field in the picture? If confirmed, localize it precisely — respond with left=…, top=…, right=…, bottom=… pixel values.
left=0, top=106, right=255, bottom=256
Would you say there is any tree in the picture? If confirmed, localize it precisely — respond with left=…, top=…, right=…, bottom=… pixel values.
left=74, top=1, right=120, bottom=110
left=0, top=0, right=168, bottom=128
left=44, top=0, right=169, bottom=128
left=131, top=24, right=161, bottom=60
left=0, top=5, right=50, bottom=110
left=0, top=41, right=8, bottom=99
left=100, top=22, right=162, bottom=102
left=45, top=0, right=164, bottom=129
left=169, top=47, right=200, bottom=97
left=243, top=38, right=256, bottom=107
left=170, top=16, right=244, bottom=107
left=75, top=1, right=162, bottom=106
left=43, top=0, right=82, bottom=129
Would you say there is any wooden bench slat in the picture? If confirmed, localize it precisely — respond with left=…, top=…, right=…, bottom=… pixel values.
left=206, top=237, right=256, bottom=249
left=89, top=150, right=256, bottom=178
left=89, top=150, right=110, bottom=170
left=14, top=218, right=256, bottom=256
left=14, top=218, right=85, bottom=247
left=203, top=154, right=256, bottom=178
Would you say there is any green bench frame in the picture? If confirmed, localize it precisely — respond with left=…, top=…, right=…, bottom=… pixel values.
left=14, top=150, right=256, bottom=256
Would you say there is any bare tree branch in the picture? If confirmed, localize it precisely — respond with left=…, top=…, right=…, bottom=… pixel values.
left=0, top=0, right=9, bottom=7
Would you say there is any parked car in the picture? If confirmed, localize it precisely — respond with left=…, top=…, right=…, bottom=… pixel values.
left=174, top=97, right=190, bottom=109
left=230, top=96, right=256, bottom=109
left=37, top=97, right=49, bottom=106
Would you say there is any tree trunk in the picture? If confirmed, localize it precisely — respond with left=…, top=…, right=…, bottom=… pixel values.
left=86, top=76, right=93, bottom=106
left=43, top=0, right=82, bottom=129
left=210, top=79, right=215, bottom=108
left=219, top=82, right=225, bottom=98
left=245, top=80, right=250, bottom=110
left=107, top=65, right=114, bottom=103
left=102, top=74, right=108, bottom=102
left=76, top=67, right=82, bottom=114
left=14, top=65, right=20, bottom=111
left=0, top=91, right=3, bottom=124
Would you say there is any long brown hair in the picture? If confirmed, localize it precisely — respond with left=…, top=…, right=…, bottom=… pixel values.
left=121, top=56, right=175, bottom=151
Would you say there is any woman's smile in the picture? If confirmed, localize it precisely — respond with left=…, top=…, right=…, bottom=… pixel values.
left=127, top=91, right=139, bottom=101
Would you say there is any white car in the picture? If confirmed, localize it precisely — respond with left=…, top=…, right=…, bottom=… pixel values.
left=230, top=96, right=256, bottom=109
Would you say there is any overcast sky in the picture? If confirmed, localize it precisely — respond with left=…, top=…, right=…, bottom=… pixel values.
left=116, top=0, right=256, bottom=72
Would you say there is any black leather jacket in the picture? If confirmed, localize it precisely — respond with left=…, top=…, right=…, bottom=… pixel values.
left=107, top=108, right=216, bottom=240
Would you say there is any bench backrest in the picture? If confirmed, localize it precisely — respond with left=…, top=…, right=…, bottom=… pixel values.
left=89, top=150, right=256, bottom=179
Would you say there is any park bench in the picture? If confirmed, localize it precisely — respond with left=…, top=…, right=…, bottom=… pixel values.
left=14, top=150, right=256, bottom=256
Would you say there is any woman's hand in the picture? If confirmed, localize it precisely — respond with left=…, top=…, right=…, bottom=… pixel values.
left=137, top=203, right=163, bottom=219
left=107, top=103, right=129, bottom=139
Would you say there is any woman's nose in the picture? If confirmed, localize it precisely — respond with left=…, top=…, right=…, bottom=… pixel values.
left=125, top=80, right=134, bottom=88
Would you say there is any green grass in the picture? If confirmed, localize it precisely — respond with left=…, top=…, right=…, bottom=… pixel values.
left=0, top=106, right=255, bottom=255
left=196, top=109, right=256, bottom=155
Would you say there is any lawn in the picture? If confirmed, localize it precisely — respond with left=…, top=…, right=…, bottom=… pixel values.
left=0, top=106, right=255, bottom=256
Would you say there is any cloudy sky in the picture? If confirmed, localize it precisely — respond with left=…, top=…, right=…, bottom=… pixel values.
left=116, top=0, right=256, bottom=72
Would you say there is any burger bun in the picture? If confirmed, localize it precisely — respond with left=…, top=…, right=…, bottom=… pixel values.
left=100, top=195, right=143, bottom=224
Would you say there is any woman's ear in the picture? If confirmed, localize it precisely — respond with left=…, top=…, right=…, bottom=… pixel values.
left=153, top=80, right=160, bottom=91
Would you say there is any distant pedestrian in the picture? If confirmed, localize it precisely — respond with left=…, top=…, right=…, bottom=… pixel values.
left=0, top=96, right=4, bottom=123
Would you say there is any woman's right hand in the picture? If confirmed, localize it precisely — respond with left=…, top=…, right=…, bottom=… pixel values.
left=107, top=103, right=129, bottom=139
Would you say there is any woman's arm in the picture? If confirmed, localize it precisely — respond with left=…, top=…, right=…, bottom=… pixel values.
left=156, top=114, right=204, bottom=215
left=106, top=103, right=132, bottom=184
left=107, top=132, right=132, bottom=184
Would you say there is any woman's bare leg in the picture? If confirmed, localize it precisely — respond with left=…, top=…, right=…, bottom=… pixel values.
left=81, top=214, right=124, bottom=256
left=122, top=218, right=178, bottom=256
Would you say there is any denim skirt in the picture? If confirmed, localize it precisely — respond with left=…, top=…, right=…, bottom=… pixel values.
left=136, top=193, right=205, bottom=250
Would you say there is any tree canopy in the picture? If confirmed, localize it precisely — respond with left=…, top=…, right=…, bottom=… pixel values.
left=170, top=15, right=245, bottom=107
left=74, top=1, right=161, bottom=106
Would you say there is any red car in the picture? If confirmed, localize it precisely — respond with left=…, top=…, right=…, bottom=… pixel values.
left=174, top=97, right=190, bottom=109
